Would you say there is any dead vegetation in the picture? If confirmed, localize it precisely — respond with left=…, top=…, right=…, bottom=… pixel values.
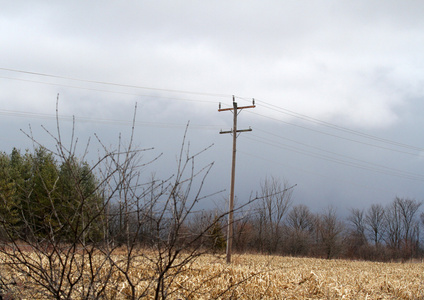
left=1, top=251, right=423, bottom=299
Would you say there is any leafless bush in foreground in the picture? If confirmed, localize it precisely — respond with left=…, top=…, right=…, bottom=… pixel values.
left=0, top=100, right=257, bottom=299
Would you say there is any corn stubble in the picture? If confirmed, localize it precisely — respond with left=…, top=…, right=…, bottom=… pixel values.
left=1, top=251, right=423, bottom=299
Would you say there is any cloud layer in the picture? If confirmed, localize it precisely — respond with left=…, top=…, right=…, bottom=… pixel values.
left=1, top=1, right=423, bottom=211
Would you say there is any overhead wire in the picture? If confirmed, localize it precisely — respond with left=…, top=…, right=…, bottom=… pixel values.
left=0, top=67, right=231, bottom=98
left=254, top=127, right=424, bottom=179
left=1, top=66, right=423, bottom=184
left=237, top=96, right=423, bottom=153
left=236, top=149, right=392, bottom=196
left=0, top=109, right=221, bottom=130
left=240, top=133, right=424, bottom=181
left=0, top=75, right=219, bottom=104
left=243, top=109, right=419, bottom=156
left=1, top=67, right=420, bottom=153
left=234, top=95, right=424, bottom=183
left=233, top=99, right=424, bottom=181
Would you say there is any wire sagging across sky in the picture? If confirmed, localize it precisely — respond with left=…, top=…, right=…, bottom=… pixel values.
left=1, top=66, right=423, bottom=187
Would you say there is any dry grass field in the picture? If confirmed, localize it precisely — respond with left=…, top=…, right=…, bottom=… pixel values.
left=1, top=251, right=423, bottom=299
left=187, top=254, right=424, bottom=299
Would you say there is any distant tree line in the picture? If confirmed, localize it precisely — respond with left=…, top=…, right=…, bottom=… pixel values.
left=229, top=177, right=423, bottom=261
left=1, top=147, right=422, bottom=263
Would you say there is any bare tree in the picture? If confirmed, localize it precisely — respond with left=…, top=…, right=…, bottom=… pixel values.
left=286, top=204, right=314, bottom=256
left=385, top=200, right=403, bottom=251
left=348, top=208, right=366, bottom=242
left=287, top=204, right=314, bottom=233
left=232, top=206, right=255, bottom=253
left=395, top=197, right=421, bottom=249
left=345, top=208, right=369, bottom=258
left=316, top=206, right=344, bottom=259
left=384, top=197, right=422, bottom=260
left=255, top=177, right=294, bottom=253
left=365, top=204, right=386, bottom=246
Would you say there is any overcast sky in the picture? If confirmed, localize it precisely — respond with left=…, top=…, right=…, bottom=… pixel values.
left=1, top=1, right=424, bottom=214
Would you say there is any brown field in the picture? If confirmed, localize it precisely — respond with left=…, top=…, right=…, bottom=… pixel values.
left=169, top=254, right=424, bottom=299
left=1, top=251, right=423, bottom=299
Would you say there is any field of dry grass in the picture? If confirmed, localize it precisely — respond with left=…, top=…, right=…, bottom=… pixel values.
left=181, top=254, right=424, bottom=299
left=1, top=251, right=423, bottom=299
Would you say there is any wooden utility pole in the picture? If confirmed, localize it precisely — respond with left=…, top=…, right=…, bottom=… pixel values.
left=219, top=95, right=255, bottom=263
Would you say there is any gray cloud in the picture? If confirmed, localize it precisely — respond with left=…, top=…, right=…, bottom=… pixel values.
left=1, top=1, right=423, bottom=212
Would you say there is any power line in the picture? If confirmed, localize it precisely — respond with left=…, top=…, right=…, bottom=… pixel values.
left=2, top=66, right=422, bottom=153
left=254, top=128, right=424, bottom=179
left=0, top=75, right=219, bottom=104
left=237, top=150, right=392, bottom=196
left=245, top=110, right=419, bottom=156
left=0, top=109, right=221, bottom=130
left=1, top=66, right=422, bottom=150
left=238, top=97, right=423, bottom=152
left=0, top=67, right=231, bottom=98
left=241, top=134, right=424, bottom=181
left=1, top=66, right=422, bottom=168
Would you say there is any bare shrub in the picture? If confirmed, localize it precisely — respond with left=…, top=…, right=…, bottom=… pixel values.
left=0, top=100, right=255, bottom=299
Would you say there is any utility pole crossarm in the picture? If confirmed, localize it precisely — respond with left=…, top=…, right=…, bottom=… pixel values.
left=218, top=96, right=255, bottom=264
left=220, top=128, right=252, bottom=134
left=218, top=104, right=256, bottom=112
